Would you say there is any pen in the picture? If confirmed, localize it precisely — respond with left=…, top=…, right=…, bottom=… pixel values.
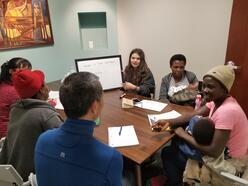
left=150, top=117, right=156, bottom=124
left=120, top=93, right=126, bottom=99
left=119, top=126, right=122, bottom=136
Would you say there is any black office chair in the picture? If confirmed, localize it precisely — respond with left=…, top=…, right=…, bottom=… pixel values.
left=198, top=81, right=203, bottom=93
left=150, top=86, right=156, bottom=99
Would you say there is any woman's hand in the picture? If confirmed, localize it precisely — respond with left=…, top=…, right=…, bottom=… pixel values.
left=186, top=82, right=198, bottom=90
left=174, top=127, right=186, bottom=138
left=151, top=120, right=170, bottom=132
left=122, top=82, right=139, bottom=91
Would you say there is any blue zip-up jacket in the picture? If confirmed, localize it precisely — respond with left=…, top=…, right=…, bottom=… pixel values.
left=35, top=119, right=123, bottom=186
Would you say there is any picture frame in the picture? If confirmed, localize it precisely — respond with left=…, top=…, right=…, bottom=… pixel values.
left=75, top=55, right=124, bottom=91
left=0, top=0, right=54, bottom=50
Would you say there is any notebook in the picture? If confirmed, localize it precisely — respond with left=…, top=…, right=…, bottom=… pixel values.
left=108, top=125, right=139, bottom=147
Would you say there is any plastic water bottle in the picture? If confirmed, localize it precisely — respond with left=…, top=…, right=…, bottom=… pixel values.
left=95, top=117, right=101, bottom=125
left=194, top=94, right=202, bottom=110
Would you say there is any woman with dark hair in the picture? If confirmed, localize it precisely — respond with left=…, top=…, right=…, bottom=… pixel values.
left=0, top=57, right=31, bottom=138
left=122, top=48, right=155, bottom=97
left=16, top=57, right=32, bottom=69
left=0, top=69, right=62, bottom=181
left=152, top=65, right=248, bottom=186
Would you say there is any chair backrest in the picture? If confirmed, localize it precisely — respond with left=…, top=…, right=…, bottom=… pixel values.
left=0, top=137, right=6, bottom=152
left=0, top=165, right=23, bottom=186
left=221, top=171, right=248, bottom=185
left=151, top=86, right=156, bottom=99
left=198, top=81, right=203, bottom=92
left=28, top=173, right=38, bottom=186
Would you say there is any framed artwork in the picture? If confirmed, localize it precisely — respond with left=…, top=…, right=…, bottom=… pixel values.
left=0, top=0, right=54, bottom=50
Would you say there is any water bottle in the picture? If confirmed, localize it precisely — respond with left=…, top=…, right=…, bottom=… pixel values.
left=95, top=117, right=101, bottom=125
left=195, top=94, right=202, bottom=110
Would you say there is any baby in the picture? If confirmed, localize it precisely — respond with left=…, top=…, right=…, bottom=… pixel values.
left=178, top=116, right=215, bottom=161
left=180, top=117, right=239, bottom=184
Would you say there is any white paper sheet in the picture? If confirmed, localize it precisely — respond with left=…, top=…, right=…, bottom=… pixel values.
left=134, top=100, right=167, bottom=112
left=147, top=110, right=181, bottom=125
left=48, top=91, right=64, bottom=110
left=108, top=125, right=139, bottom=147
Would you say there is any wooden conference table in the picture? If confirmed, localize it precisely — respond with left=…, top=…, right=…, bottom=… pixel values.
left=48, top=81, right=193, bottom=186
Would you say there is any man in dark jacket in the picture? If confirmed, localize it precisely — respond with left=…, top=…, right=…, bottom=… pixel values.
left=35, top=72, right=123, bottom=186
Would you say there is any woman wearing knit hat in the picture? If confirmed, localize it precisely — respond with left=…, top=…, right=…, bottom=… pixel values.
left=0, top=69, right=63, bottom=182
left=152, top=65, right=248, bottom=186
left=0, top=57, right=32, bottom=138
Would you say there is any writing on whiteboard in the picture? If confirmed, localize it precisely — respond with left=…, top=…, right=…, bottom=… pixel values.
left=75, top=55, right=123, bottom=90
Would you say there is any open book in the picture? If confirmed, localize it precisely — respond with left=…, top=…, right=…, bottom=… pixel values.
left=108, top=125, right=139, bottom=147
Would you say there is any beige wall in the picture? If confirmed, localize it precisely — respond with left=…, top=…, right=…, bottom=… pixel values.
left=117, top=0, right=233, bottom=98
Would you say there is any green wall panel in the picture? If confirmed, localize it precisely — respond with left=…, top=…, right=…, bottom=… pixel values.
left=0, top=0, right=118, bottom=82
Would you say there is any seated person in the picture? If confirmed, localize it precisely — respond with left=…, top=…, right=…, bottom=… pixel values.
left=181, top=117, right=242, bottom=184
left=35, top=72, right=123, bottom=186
left=122, top=48, right=155, bottom=97
left=153, top=65, right=248, bottom=186
left=0, top=69, right=62, bottom=181
left=0, top=57, right=32, bottom=138
left=159, top=54, right=198, bottom=101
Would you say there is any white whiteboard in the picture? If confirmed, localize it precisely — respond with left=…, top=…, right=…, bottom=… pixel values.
left=75, top=55, right=123, bottom=90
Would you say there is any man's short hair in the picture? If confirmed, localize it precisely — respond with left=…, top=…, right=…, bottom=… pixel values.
left=59, top=72, right=103, bottom=119
left=169, top=54, right=186, bottom=67
left=192, top=118, right=215, bottom=145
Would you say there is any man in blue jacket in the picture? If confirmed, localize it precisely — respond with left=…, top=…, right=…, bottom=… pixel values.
left=35, top=72, right=123, bottom=186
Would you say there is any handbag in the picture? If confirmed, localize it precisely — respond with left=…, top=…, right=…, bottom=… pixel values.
left=169, top=88, right=198, bottom=106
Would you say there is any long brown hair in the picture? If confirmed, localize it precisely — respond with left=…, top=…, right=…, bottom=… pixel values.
left=124, top=48, right=149, bottom=85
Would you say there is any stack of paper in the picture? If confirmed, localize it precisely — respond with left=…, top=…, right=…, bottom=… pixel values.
left=134, top=100, right=167, bottom=112
left=108, top=125, right=139, bottom=147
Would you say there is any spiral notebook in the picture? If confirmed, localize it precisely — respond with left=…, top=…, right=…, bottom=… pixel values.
left=108, top=125, right=139, bottom=147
